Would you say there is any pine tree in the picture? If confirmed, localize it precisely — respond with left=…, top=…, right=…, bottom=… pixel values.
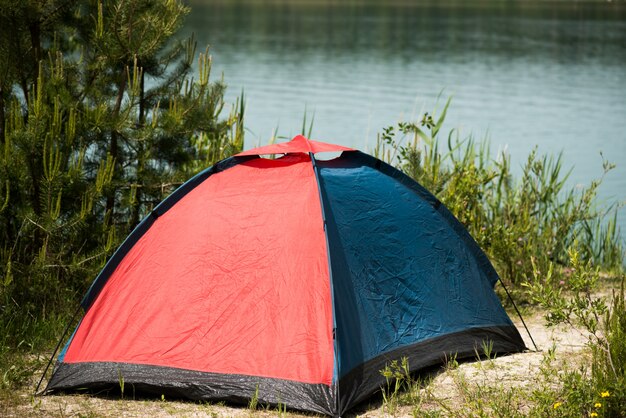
left=0, top=0, right=243, bottom=345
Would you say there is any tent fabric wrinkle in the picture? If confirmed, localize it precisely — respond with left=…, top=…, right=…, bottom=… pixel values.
left=45, top=135, right=526, bottom=417
left=316, top=152, right=520, bottom=379
left=62, top=153, right=334, bottom=385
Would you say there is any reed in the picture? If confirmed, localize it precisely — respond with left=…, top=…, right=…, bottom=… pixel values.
left=374, top=99, right=624, bottom=290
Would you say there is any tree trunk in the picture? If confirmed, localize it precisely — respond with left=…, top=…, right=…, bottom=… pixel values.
left=105, top=72, right=127, bottom=219
left=0, top=87, right=5, bottom=142
left=130, top=68, right=146, bottom=229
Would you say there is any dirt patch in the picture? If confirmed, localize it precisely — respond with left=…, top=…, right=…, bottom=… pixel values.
left=4, top=314, right=590, bottom=417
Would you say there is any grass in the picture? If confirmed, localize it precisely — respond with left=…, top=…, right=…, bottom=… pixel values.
left=374, top=100, right=624, bottom=295
left=370, top=324, right=598, bottom=417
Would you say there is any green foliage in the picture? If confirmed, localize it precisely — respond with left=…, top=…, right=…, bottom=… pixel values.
left=524, top=359, right=619, bottom=418
left=0, top=0, right=243, bottom=391
left=118, top=369, right=125, bottom=399
left=248, top=384, right=260, bottom=411
left=375, top=99, right=624, bottom=290
left=525, top=246, right=608, bottom=332
left=590, top=282, right=626, bottom=415
left=274, top=400, right=287, bottom=417
left=444, top=352, right=459, bottom=371
left=380, top=358, right=410, bottom=415
left=525, top=247, right=626, bottom=416
left=409, top=339, right=619, bottom=417
left=380, top=357, right=427, bottom=416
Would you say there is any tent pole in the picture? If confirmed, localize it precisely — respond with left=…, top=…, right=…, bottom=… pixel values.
left=34, top=303, right=83, bottom=395
left=498, top=278, right=539, bottom=352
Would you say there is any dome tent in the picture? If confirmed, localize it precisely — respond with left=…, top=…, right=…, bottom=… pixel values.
left=44, top=135, right=526, bottom=416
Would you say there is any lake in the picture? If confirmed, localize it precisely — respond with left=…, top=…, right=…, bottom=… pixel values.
left=182, top=0, right=626, bottom=240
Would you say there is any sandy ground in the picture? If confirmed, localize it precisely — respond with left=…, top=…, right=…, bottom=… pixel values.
left=6, top=313, right=590, bottom=418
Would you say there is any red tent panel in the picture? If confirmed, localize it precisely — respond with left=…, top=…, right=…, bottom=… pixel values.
left=237, top=135, right=353, bottom=156
left=63, top=154, right=334, bottom=385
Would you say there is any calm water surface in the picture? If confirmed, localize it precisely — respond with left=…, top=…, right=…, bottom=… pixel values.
left=183, top=0, right=626, bottom=240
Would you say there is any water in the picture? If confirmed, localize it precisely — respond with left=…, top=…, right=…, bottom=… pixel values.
left=182, top=0, right=626, bottom=240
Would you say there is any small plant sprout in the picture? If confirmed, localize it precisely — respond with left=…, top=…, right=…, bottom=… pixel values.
left=118, top=369, right=124, bottom=399
left=380, top=357, right=412, bottom=415
left=444, top=353, right=459, bottom=371
left=482, top=339, right=495, bottom=360
left=248, top=384, right=259, bottom=411
left=275, top=400, right=287, bottom=417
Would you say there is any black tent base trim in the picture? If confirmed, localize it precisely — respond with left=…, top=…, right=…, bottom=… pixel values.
left=338, top=325, right=526, bottom=412
left=44, top=325, right=524, bottom=417
left=45, top=361, right=336, bottom=416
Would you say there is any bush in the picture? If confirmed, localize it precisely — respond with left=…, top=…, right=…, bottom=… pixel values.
left=525, top=246, right=625, bottom=416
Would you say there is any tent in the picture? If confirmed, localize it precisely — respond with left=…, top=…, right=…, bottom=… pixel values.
left=44, top=135, right=526, bottom=416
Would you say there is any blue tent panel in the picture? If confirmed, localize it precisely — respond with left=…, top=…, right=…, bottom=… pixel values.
left=318, top=152, right=521, bottom=380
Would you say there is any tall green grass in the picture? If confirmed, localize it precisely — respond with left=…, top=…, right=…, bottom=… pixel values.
left=375, top=98, right=624, bottom=290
